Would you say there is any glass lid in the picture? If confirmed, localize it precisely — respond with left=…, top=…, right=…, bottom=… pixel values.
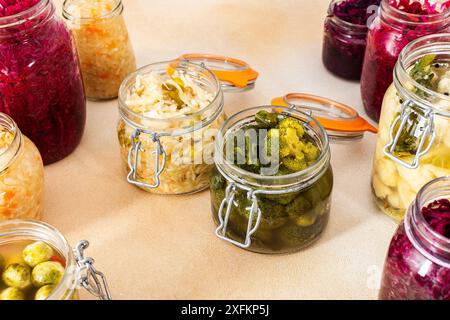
left=177, top=53, right=259, bottom=92
left=272, top=93, right=378, bottom=142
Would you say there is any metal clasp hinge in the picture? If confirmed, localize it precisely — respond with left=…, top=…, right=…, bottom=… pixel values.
left=215, top=184, right=262, bottom=249
left=127, top=128, right=167, bottom=189
left=74, top=241, right=112, bottom=300
left=384, top=102, right=436, bottom=169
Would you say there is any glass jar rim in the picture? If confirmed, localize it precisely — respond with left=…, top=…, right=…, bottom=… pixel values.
left=215, top=106, right=331, bottom=190
left=0, top=219, right=76, bottom=300
left=395, top=33, right=450, bottom=116
left=0, top=113, right=22, bottom=173
left=327, top=0, right=371, bottom=30
left=0, top=0, right=54, bottom=30
left=412, top=176, right=450, bottom=245
left=405, top=176, right=450, bottom=267
left=381, top=0, right=450, bottom=24
left=118, top=60, right=224, bottom=129
left=62, top=0, right=123, bottom=22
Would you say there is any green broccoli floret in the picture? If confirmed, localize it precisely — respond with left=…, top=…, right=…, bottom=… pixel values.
left=262, top=191, right=300, bottom=205
left=279, top=118, right=305, bottom=137
left=276, top=117, right=321, bottom=173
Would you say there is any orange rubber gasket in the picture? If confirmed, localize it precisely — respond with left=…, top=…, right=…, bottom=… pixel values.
left=272, top=93, right=378, bottom=134
left=177, top=53, right=259, bottom=88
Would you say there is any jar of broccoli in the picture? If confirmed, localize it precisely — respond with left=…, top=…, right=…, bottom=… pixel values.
left=211, top=106, right=333, bottom=254
left=0, top=220, right=111, bottom=300
left=211, top=95, right=377, bottom=254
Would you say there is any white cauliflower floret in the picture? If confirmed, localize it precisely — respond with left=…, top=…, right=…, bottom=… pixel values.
left=437, top=77, right=450, bottom=95
left=375, top=158, right=398, bottom=187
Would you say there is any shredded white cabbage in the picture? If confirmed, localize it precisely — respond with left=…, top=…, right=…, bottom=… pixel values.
left=125, top=71, right=215, bottom=119
left=0, top=133, right=44, bottom=221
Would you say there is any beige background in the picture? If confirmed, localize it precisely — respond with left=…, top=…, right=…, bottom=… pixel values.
left=47, top=0, right=398, bottom=300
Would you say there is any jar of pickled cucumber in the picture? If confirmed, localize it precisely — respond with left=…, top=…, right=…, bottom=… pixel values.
left=0, top=220, right=111, bottom=300
left=0, top=113, right=44, bottom=221
left=372, top=34, right=450, bottom=222
left=62, top=0, right=136, bottom=100
left=211, top=99, right=377, bottom=254
left=117, top=55, right=258, bottom=195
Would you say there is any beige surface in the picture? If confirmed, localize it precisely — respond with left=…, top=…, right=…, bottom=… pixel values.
left=47, top=0, right=399, bottom=300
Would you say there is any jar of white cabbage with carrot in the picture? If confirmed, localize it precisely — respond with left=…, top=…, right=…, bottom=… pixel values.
left=372, top=34, right=450, bottom=221
left=0, top=113, right=44, bottom=220
left=117, top=55, right=258, bottom=195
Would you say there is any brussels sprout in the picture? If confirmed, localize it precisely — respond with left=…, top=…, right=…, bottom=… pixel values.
left=32, top=261, right=65, bottom=287
left=0, top=287, right=25, bottom=300
left=22, top=241, right=53, bottom=267
left=35, top=285, right=56, bottom=300
left=2, top=263, right=32, bottom=289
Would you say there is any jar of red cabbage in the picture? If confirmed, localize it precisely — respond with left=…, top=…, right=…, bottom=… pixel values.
left=379, top=177, right=450, bottom=300
left=0, top=0, right=86, bottom=165
left=322, top=0, right=380, bottom=81
left=361, top=0, right=450, bottom=122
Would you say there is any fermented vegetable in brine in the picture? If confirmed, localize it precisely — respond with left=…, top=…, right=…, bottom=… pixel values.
left=379, top=199, right=450, bottom=300
left=0, top=240, right=66, bottom=300
left=118, top=69, right=225, bottom=194
left=0, top=0, right=86, bottom=164
left=211, top=111, right=333, bottom=253
left=0, top=124, right=44, bottom=221
left=372, top=54, right=450, bottom=220
left=63, top=0, right=136, bottom=100
left=322, top=0, right=380, bottom=80
left=361, top=0, right=450, bottom=121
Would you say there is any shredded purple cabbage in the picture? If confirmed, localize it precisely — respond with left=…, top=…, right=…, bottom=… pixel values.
left=333, top=0, right=381, bottom=25
left=379, top=199, right=450, bottom=300
left=0, top=1, right=86, bottom=164
left=422, top=199, right=450, bottom=238
left=0, top=0, right=40, bottom=17
left=361, top=0, right=450, bottom=121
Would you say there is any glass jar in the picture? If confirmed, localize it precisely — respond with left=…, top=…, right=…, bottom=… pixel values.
left=211, top=106, right=333, bottom=254
left=372, top=34, right=450, bottom=221
left=379, top=177, right=450, bottom=300
left=0, top=220, right=111, bottom=300
left=0, top=113, right=44, bottom=221
left=118, top=55, right=258, bottom=195
left=322, top=0, right=379, bottom=80
left=62, top=0, right=137, bottom=100
left=360, top=0, right=450, bottom=122
left=0, top=0, right=86, bottom=165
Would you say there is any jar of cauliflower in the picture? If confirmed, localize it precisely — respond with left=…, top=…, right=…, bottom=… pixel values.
left=0, top=113, right=44, bottom=221
left=117, top=57, right=258, bottom=195
left=372, top=34, right=450, bottom=221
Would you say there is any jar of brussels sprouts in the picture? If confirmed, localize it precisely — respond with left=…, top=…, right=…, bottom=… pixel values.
left=372, top=34, right=450, bottom=221
left=0, top=220, right=111, bottom=300
left=118, top=55, right=258, bottom=195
